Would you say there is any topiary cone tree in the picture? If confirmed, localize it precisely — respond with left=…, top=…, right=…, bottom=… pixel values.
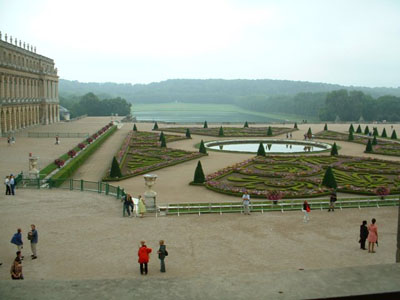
left=307, top=127, right=312, bottom=136
left=199, top=140, right=207, bottom=154
left=294, top=122, right=298, bottom=129
left=356, top=125, right=362, bottom=133
left=373, top=127, right=378, bottom=136
left=330, top=142, right=338, bottom=156
left=110, top=156, right=122, bottom=178
left=203, top=121, right=208, bottom=129
left=364, top=125, right=369, bottom=135
left=381, top=128, right=387, bottom=138
left=193, top=161, right=205, bottom=184
left=257, top=142, right=266, bottom=156
left=349, top=124, right=354, bottom=133
left=365, top=139, right=373, bottom=153
left=372, top=135, right=378, bottom=145
left=160, top=134, right=167, bottom=147
left=322, top=166, right=337, bottom=189
left=218, top=126, right=224, bottom=137
left=186, top=128, right=191, bottom=138
left=391, top=130, right=397, bottom=140
left=324, top=123, right=328, bottom=131
left=153, top=122, right=159, bottom=130
left=267, top=126, right=273, bottom=136
left=159, top=131, right=164, bottom=141
left=133, top=124, right=137, bottom=131
left=244, top=121, right=249, bottom=128
left=348, top=131, right=354, bottom=141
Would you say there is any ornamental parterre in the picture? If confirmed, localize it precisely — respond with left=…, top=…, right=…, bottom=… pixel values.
left=204, top=155, right=400, bottom=198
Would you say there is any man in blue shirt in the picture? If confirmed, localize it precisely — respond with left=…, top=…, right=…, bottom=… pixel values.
left=11, top=228, right=24, bottom=259
left=29, top=224, right=38, bottom=260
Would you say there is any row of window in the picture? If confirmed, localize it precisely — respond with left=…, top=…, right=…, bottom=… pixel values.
left=1, top=49, right=55, bottom=73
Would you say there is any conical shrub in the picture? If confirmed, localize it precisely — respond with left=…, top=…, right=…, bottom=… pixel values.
left=373, top=127, right=378, bottom=136
left=391, top=130, right=397, bottom=140
left=356, top=125, right=362, bottom=133
left=330, top=142, right=338, bottom=156
left=349, top=124, right=354, bottom=133
left=203, top=121, right=208, bottom=128
left=160, top=134, right=167, bottom=147
left=153, top=122, right=158, bottom=130
left=322, top=166, right=337, bottom=189
left=324, top=123, right=328, bottom=131
left=381, top=128, right=387, bottom=138
left=186, top=128, right=191, bottom=138
left=218, top=126, right=224, bottom=137
left=372, top=135, right=377, bottom=145
left=199, top=140, right=207, bottom=154
left=364, top=126, right=369, bottom=135
left=159, top=131, right=164, bottom=141
left=193, top=161, right=205, bottom=184
left=110, top=157, right=122, bottom=178
left=294, top=122, right=298, bottom=129
left=244, top=121, right=249, bottom=128
left=133, top=124, right=137, bottom=131
left=266, top=126, right=273, bottom=136
left=307, top=127, right=312, bottom=136
left=257, top=142, right=266, bottom=156
left=365, top=139, right=373, bottom=152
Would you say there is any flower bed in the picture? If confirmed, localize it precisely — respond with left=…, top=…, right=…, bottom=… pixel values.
left=155, top=126, right=296, bottom=137
left=39, top=122, right=114, bottom=179
left=103, top=131, right=206, bottom=181
left=314, top=130, right=400, bottom=157
left=204, top=155, right=400, bottom=199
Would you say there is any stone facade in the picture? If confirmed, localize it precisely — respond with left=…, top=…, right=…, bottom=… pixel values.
left=0, top=32, right=59, bottom=135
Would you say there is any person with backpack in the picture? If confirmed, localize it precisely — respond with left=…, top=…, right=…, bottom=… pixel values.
left=11, top=228, right=24, bottom=258
left=28, top=224, right=38, bottom=259
left=157, top=240, right=168, bottom=273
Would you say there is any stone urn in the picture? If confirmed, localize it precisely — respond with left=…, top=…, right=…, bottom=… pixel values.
left=143, top=174, right=158, bottom=211
left=29, top=156, right=40, bottom=179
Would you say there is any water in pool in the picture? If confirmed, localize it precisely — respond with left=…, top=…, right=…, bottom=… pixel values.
left=207, top=142, right=327, bottom=153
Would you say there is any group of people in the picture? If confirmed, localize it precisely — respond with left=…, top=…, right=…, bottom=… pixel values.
left=4, top=174, right=16, bottom=195
left=359, top=218, right=379, bottom=253
left=138, top=240, right=168, bottom=274
left=123, top=193, right=146, bottom=217
left=7, top=135, right=16, bottom=145
left=9, top=225, right=39, bottom=280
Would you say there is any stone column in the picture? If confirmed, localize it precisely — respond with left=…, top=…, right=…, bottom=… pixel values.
left=5, top=109, right=10, bottom=133
left=10, top=77, right=14, bottom=99
left=0, top=109, right=3, bottom=135
left=6, top=76, right=10, bottom=98
left=12, top=107, right=17, bottom=131
left=0, top=75, right=4, bottom=99
left=21, top=106, right=25, bottom=128
left=16, top=77, right=20, bottom=98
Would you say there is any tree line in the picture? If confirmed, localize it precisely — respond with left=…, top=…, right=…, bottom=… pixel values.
left=60, top=93, right=131, bottom=118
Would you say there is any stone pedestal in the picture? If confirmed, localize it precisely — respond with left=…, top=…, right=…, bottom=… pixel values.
left=28, top=156, right=40, bottom=179
left=143, top=174, right=157, bottom=212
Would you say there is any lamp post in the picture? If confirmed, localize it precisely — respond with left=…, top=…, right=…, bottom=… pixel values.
left=143, top=174, right=157, bottom=212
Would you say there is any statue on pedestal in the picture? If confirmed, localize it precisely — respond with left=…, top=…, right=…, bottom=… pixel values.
left=28, top=153, right=40, bottom=179
left=143, top=174, right=158, bottom=212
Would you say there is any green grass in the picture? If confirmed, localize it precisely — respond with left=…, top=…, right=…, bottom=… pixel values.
left=132, top=102, right=317, bottom=123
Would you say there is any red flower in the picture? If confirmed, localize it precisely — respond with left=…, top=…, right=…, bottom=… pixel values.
left=78, top=143, right=85, bottom=149
left=54, top=159, right=64, bottom=168
left=68, top=150, right=76, bottom=158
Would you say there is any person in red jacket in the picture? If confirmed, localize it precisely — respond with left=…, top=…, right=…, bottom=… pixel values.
left=138, top=241, right=152, bottom=275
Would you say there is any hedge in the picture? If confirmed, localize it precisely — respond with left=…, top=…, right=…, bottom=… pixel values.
left=49, top=126, right=117, bottom=186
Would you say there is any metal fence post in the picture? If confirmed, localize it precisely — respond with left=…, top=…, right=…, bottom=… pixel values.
left=106, top=183, right=109, bottom=195
left=98, top=182, right=102, bottom=193
left=70, top=179, right=73, bottom=190
left=81, top=180, right=84, bottom=191
left=37, top=178, right=40, bottom=189
left=117, top=186, right=120, bottom=199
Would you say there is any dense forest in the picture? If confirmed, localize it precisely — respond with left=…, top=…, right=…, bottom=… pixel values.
left=60, top=93, right=131, bottom=118
left=59, top=79, right=400, bottom=121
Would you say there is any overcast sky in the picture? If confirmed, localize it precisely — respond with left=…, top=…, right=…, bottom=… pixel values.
left=1, top=0, right=399, bottom=87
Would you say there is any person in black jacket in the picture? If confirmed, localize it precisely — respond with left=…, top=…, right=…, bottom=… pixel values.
left=359, top=220, right=368, bottom=250
left=157, top=240, right=168, bottom=273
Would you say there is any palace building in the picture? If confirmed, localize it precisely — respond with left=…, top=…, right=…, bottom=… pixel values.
left=0, top=31, right=59, bottom=135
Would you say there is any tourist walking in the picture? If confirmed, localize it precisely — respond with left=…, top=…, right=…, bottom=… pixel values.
left=367, top=218, right=378, bottom=253
left=55, top=136, right=60, bottom=145
left=302, top=200, right=310, bottom=222
left=138, top=241, right=152, bottom=275
left=123, top=193, right=134, bottom=217
left=9, top=174, right=15, bottom=195
left=328, top=190, right=337, bottom=212
left=242, top=191, right=251, bottom=215
left=28, top=224, right=38, bottom=259
left=359, top=220, right=368, bottom=250
left=10, top=251, right=24, bottom=280
left=11, top=228, right=24, bottom=256
left=157, top=240, right=168, bottom=273
left=138, top=196, right=146, bottom=218
left=4, top=175, right=11, bottom=195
